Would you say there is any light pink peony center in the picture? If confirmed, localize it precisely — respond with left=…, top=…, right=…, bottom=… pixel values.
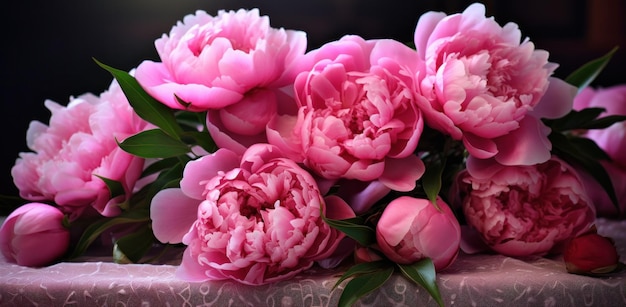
left=187, top=15, right=266, bottom=56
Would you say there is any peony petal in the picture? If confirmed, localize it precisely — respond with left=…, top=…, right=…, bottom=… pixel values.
left=180, top=149, right=240, bottom=199
left=494, top=116, right=552, bottom=166
left=150, top=188, right=200, bottom=244
left=531, top=77, right=576, bottom=119
left=413, top=11, right=447, bottom=60
left=379, top=155, right=425, bottom=191
left=376, top=196, right=421, bottom=246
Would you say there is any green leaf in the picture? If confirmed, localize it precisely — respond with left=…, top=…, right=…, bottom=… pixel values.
left=93, top=175, right=126, bottom=199
left=544, top=108, right=606, bottom=132
left=182, top=130, right=218, bottom=154
left=334, top=260, right=392, bottom=289
left=580, top=115, right=626, bottom=130
left=422, top=158, right=445, bottom=207
left=67, top=209, right=150, bottom=259
left=140, top=157, right=181, bottom=178
left=323, top=216, right=376, bottom=247
left=130, top=159, right=186, bottom=210
left=550, top=133, right=619, bottom=209
left=113, top=224, right=156, bottom=263
left=118, top=129, right=191, bottom=158
left=398, top=259, right=444, bottom=307
left=565, top=46, right=618, bottom=91
left=94, top=59, right=184, bottom=138
left=337, top=266, right=394, bottom=307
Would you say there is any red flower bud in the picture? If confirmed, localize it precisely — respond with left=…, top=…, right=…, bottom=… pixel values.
left=563, top=225, right=620, bottom=275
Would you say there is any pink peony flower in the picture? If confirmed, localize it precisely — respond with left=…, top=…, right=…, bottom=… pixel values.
left=0, top=203, right=70, bottom=267
left=11, top=80, right=148, bottom=220
left=135, top=9, right=309, bottom=154
left=456, top=157, right=596, bottom=257
left=414, top=3, right=574, bottom=165
left=135, top=8, right=307, bottom=111
left=267, top=35, right=426, bottom=191
left=150, top=144, right=355, bottom=285
left=375, top=196, right=461, bottom=271
left=572, top=85, right=626, bottom=217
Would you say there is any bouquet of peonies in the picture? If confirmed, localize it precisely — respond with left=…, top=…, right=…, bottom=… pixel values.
left=2, top=3, right=625, bottom=306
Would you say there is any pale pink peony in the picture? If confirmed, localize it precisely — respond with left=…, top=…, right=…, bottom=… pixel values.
left=150, top=144, right=355, bottom=285
left=0, top=203, right=70, bottom=267
left=375, top=196, right=461, bottom=271
left=573, top=85, right=626, bottom=217
left=11, top=80, right=149, bottom=219
left=135, top=9, right=309, bottom=153
left=456, top=157, right=596, bottom=257
left=414, top=3, right=573, bottom=165
left=267, top=35, right=426, bottom=191
left=135, top=8, right=307, bottom=111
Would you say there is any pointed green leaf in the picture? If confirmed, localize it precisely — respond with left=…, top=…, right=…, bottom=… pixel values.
left=113, top=224, right=156, bottom=263
left=334, top=260, right=392, bottom=289
left=543, top=108, right=606, bottom=132
left=94, top=58, right=184, bottom=138
left=130, top=159, right=186, bottom=210
left=67, top=209, right=150, bottom=259
left=182, top=130, right=218, bottom=154
left=323, top=216, right=376, bottom=246
left=422, top=159, right=445, bottom=207
left=119, top=129, right=191, bottom=158
left=140, top=157, right=181, bottom=178
left=581, top=115, right=626, bottom=130
left=565, top=46, right=618, bottom=91
left=398, top=258, right=444, bottom=307
left=337, top=267, right=394, bottom=307
left=94, top=175, right=126, bottom=199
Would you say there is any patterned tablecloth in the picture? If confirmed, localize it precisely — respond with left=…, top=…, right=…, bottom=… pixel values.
left=1, top=218, right=625, bottom=307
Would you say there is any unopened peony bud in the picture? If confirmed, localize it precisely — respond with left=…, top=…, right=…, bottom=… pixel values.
left=0, top=203, right=70, bottom=267
left=564, top=225, right=620, bottom=275
left=375, top=196, right=461, bottom=271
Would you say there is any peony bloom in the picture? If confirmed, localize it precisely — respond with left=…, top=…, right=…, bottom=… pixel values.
left=135, top=9, right=309, bottom=154
left=268, top=35, right=426, bottom=191
left=0, top=203, right=70, bottom=267
left=414, top=3, right=574, bottom=165
left=375, top=196, right=461, bottom=271
left=573, top=85, right=626, bottom=217
left=11, top=80, right=149, bottom=220
left=150, top=144, right=355, bottom=285
left=563, top=226, right=620, bottom=275
left=456, top=157, right=596, bottom=257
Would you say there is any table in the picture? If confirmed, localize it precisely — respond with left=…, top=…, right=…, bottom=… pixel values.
left=1, top=218, right=625, bottom=306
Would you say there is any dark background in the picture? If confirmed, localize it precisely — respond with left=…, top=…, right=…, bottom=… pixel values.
left=1, top=0, right=625, bottom=198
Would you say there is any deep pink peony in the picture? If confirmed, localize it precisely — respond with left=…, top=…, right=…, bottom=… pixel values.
left=267, top=35, right=426, bottom=191
left=11, top=80, right=148, bottom=219
left=150, top=144, right=355, bottom=285
left=0, top=203, right=70, bottom=267
left=375, top=196, right=461, bottom=271
left=456, top=157, right=596, bottom=257
left=573, top=85, right=626, bottom=217
left=414, top=3, right=574, bottom=165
